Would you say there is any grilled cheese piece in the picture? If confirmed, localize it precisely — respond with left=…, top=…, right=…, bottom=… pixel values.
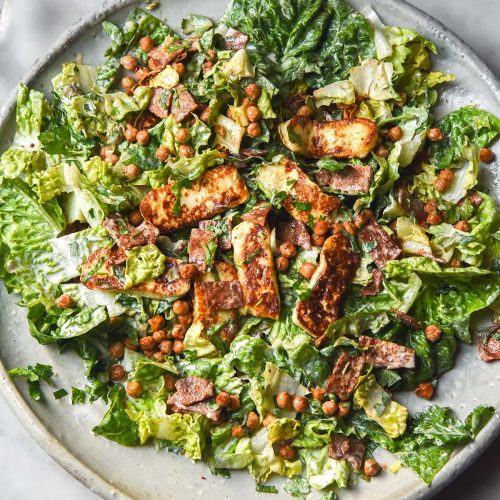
left=140, top=165, right=249, bottom=233
left=293, top=234, right=360, bottom=336
left=256, top=158, right=340, bottom=223
left=232, top=208, right=280, bottom=320
left=279, top=116, right=378, bottom=159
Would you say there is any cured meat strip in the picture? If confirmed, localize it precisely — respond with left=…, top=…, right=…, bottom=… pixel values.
left=325, top=352, right=365, bottom=401
left=188, top=228, right=217, bottom=272
left=293, top=234, right=360, bottom=337
left=168, top=393, right=222, bottom=422
left=174, top=377, right=215, bottom=406
left=358, top=220, right=401, bottom=269
left=328, top=434, right=366, bottom=469
left=476, top=325, right=500, bottom=362
left=390, top=308, right=423, bottom=331
left=199, top=218, right=233, bottom=251
left=199, top=280, right=244, bottom=310
left=316, top=164, right=373, bottom=194
left=172, top=89, right=199, bottom=123
left=225, top=28, right=249, bottom=50
left=148, top=87, right=172, bottom=119
left=361, top=268, right=383, bottom=296
left=359, top=335, right=416, bottom=369
left=103, top=214, right=159, bottom=250
left=276, top=220, right=312, bottom=249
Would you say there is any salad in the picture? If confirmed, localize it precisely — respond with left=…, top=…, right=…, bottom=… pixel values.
left=1, top=0, right=500, bottom=496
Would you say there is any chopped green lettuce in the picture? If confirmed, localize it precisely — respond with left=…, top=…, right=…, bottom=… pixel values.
left=124, top=244, right=166, bottom=288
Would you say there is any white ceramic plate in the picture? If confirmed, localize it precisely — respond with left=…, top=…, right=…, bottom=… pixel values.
left=0, top=1, right=499, bottom=499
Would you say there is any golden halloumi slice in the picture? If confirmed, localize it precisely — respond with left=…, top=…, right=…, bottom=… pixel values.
left=232, top=207, right=280, bottom=320
left=293, top=234, right=360, bottom=337
left=279, top=116, right=378, bottom=159
left=140, top=165, right=249, bottom=233
left=256, top=158, right=340, bottom=223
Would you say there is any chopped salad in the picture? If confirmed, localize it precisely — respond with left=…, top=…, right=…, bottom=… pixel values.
left=1, top=0, right=500, bottom=496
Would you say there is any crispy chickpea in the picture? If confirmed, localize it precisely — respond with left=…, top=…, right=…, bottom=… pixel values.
left=342, top=221, right=357, bottom=236
left=107, top=153, right=119, bottom=166
left=426, top=212, right=443, bottom=225
left=55, top=293, right=73, bottom=309
left=311, top=233, right=325, bottom=247
left=148, top=57, right=163, bottom=71
left=314, top=219, right=330, bottom=236
left=163, top=373, right=176, bottom=391
left=424, top=199, right=438, bottom=214
left=136, top=129, right=150, bottom=146
left=128, top=209, right=143, bottom=227
left=354, top=209, right=374, bottom=229
left=297, top=105, right=312, bottom=118
left=200, top=106, right=212, bottom=122
left=275, top=256, right=289, bottom=272
left=139, top=36, right=155, bottom=53
left=216, top=391, right=231, bottom=407
left=153, top=351, right=165, bottom=361
left=427, top=128, right=444, bottom=142
left=245, top=82, right=261, bottom=100
left=322, top=400, right=338, bottom=416
left=143, top=349, right=154, bottom=358
left=415, top=382, right=434, bottom=400
left=121, top=76, right=135, bottom=91
left=123, top=163, right=142, bottom=181
left=202, top=60, right=214, bottom=74
left=479, top=147, right=494, bottom=163
left=332, top=222, right=343, bottom=235
left=337, top=402, right=350, bottom=417
left=100, top=145, right=113, bottom=159
left=434, top=169, right=454, bottom=193
left=172, top=300, right=190, bottom=316
left=279, top=241, right=297, bottom=259
left=299, top=262, right=317, bottom=280
left=124, top=338, right=139, bottom=351
left=135, top=66, right=149, bottom=80
left=454, top=220, right=470, bottom=232
left=246, top=106, right=262, bottom=123
left=231, top=425, right=246, bottom=439
left=177, top=313, right=193, bottom=327
left=149, top=315, right=165, bottom=331
left=292, top=395, right=309, bottom=413
left=109, top=341, right=125, bottom=359
left=241, top=97, right=252, bottom=108
left=215, top=124, right=226, bottom=137
left=247, top=122, right=262, bottom=138
left=311, top=387, right=326, bottom=401
left=126, top=380, right=143, bottom=398
left=172, top=62, right=185, bottom=76
left=262, top=413, right=277, bottom=427
left=388, top=126, right=403, bottom=142
left=278, top=443, right=296, bottom=461
left=178, top=144, right=194, bottom=158
left=179, top=263, right=197, bottom=280
left=155, top=145, right=172, bottom=162
left=227, top=395, right=241, bottom=411
left=276, top=391, right=293, bottom=410
left=125, top=123, right=138, bottom=142
left=364, top=459, right=380, bottom=477
left=175, top=127, right=190, bottom=143
left=121, top=54, right=138, bottom=70
left=172, top=324, right=186, bottom=340
left=159, top=339, right=174, bottom=354
left=246, top=411, right=260, bottom=431
left=153, top=329, right=169, bottom=343
left=109, top=364, right=126, bottom=381
left=375, top=144, right=389, bottom=158
left=425, top=324, right=442, bottom=343
left=173, top=339, right=184, bottom=354
left=449, top=257, right=461, bottom=268
left=139, top=335, right=156, bottom=351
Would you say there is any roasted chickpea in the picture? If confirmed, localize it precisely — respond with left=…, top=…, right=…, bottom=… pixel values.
left=479, top=147, right=494, bottom=163
left=175, top=127, right=190, bottom=143
left=374, top=144, right=389, bottom=158
left=128, top=209, right=143, bottom=227
left=55, top=294, right=73, bottom=309
left=124, top=123, right=138, bottom=142
left=246, top=106, right=262, bottom=123
left=143, top=350, right=155, bottom=358
left=163, top=373, right=176, bottom=391
left=173, top=339, right=184, bottom=354
left=216, top=391, right=231, bottom=407
left=124, top=338, right=139, bottom=351
left=354, top=209, right=374, bottom=229
left=342, top=221, right=357, bottom=237
left=139, top=335, right=156, bottom=351
left=311, top=233, right=325, bottom=247
left=262, top=413, right=277, bottom=427
left=337, top=402, right=350, bottom=417
left=299, top=262, right=317, bottom=280
left=434, top=169, right=454, bottom=193
left=275, top=256, right=289, bottom=272
left=426, top=212, right=443, bottom=225
left=121, top=76, right=135, bottom=91
left=388, top=126, right=403, bottom=142
left=155, top=145, right=172, bottom=162
left=311, top=387, right=326, bottom=401
left=109, top=364, right=126, bottom=381
left=297, top=105, right=312, bottom=118
left=100, top=145, right=113, bottom=159
left=139, top=36, right=155, bottom=53
left=107, top=153, right=119, bottom=166
left=227, top=395, right=241, bottom=411
left=126, top=380, right=143, bottom=398
left=246, top=411, right=260, bottom=431
left=425, top=324, right=442, bottom=343
left=172, top=62, right=185, bottom=76
left=364, top=459, right=380, bottom=477
left=314, top=219, right=330, bottom=236
left=322, top=400, right=338, bottom=416
left=153, top=351, right=165, bottom=361
left=415, top=382, right=434, bottom=400
left=177, top=314, right=193, bottom=327
left=153, top=329, right=169, bottom=343
left=454, top=220, right=470, bottom=232
left=276, top=391, right=293, bottom=410
left=202, top=61, right=214, bottom=74
left=172, top=324, right=186, bottom=340
left=178, top=144, right=194, bottom=158
left=200, top=106, right=212, bottom=122
left=292, top=395, right=309, bottom=413
left=449, top=257, right=461, bottom=268
left=247, top=122, right=262, bottom=137
left=136, top=129, right=150, bottom=146
left=231, top=425, right=246, bottom=439
left=120, top=54, right=138, bottom=70
left=135, top=66, right=149, bottom=80
left=245, top=83, right=261, bottom=100
left=424, top=199, right=438, bottom=214
left=332, top=222, right=343, bottom=235
left=124, top=162, right=142, bottom=179
left=179, top=263, right=197, bottom=280
left=279, top=241, right=297, bottom=259
left=149, top=315, right=165, bottom=331
left=427, top=127, right=444, bottom=142
left=159, top=340, right=174, bottom=354
left=172, top=300, right=190, bottom=316
left=109, top=341, right=125, bottom=359
left=241, top=97, right=252, bottom=108
left=278, top=443, right=296, bottom=460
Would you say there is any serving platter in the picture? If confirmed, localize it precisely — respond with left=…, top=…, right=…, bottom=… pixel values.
left=0, top=0, right=499, bottom=499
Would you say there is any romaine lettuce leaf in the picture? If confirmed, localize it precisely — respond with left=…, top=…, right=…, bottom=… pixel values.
left=124, top=244, right=166, bottom=288
left=299, top=446, right=351, bottom=490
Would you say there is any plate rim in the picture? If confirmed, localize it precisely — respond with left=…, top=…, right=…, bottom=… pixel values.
left=0, top=1, right=499, bottom=499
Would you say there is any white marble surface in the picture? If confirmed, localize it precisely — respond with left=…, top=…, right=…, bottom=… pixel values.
left=0, top=1, right=498, bottom=499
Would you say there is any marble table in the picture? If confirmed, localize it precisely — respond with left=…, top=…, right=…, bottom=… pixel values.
left=0, top=1, right=498, bottom=499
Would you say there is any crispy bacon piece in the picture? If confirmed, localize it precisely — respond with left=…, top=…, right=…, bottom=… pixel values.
left=293, top=234, right=360, bottom=337
left=148, top=44, right=186, bottom=70
left=316, top=164, right=373, bottom=194
left=276, top=220, right=312, bottom=250
left=358, top=220, right=401, bottom=269
left=476, top=324, right=500, bottom=362
left=103, top=214, right=159, bottom=250
left=199, top=281, right=244, bottom=310
left=395, top=181, right=427, bottom=227
left=199, top=218, right=233, bottom=251
left=325, top=352, right=365, bottom=401
left=361, top=268, right=383, bottom=296
left=174, top=377, right=215, bottom=406
left=148, top=87, right=172, bottom=119
left=225, top=28, right=249, bottom=50
left=188, top=228, right=217, bottom=272
left=172, top=89, right=199, bottom=123
left=359, top=335, right=416, bottom=369
left=168, top=393, right=222, bottom=422
left=390, top=308, right=423, bottom=330
left=328, top=434, right=366, bottom=469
